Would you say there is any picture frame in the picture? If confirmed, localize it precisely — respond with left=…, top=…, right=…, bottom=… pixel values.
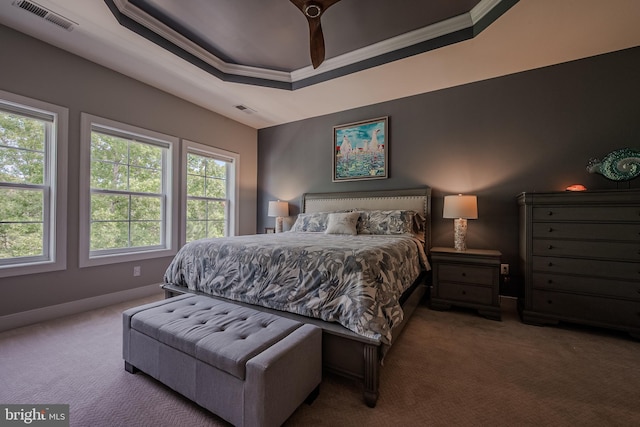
left=333, top=116, right=388, bottom=182
left=264, top=227, right=275, bottom=234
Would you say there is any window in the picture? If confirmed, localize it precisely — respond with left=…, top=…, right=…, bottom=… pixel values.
left=0, top=91, right=68, bottom=278
left=182, top=140, right=238, bottom=243
left=79, top=114, right=178, bottom=267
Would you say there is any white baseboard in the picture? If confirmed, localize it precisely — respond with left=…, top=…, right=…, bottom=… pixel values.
left=0, top=284, right=163, bottom=333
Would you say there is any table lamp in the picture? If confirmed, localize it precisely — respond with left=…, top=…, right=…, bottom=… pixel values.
left=268, top=200, right=289, bottom=233
left=443, top=194, right=478, bottom=251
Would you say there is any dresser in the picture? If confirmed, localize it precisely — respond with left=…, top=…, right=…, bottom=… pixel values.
left=430, top=247, right=502, bottom=320
left=518, top=190, right=640, bottom=338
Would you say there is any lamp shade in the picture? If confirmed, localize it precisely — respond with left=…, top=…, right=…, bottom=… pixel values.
left=267, top=200, right=289, bottom=217
left=443, top=194, right=478, bottom=219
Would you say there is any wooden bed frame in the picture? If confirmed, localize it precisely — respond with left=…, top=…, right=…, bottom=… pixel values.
left=163, top=187, right=432, bottom=407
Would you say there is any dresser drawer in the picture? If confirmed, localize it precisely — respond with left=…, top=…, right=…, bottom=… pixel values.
left=532, top=222, right=640, bottom=241
left=532, top=206, right=640, bottom=222
left=532, top=256, right=640, bottom=281
left=438, top=282, right=493, bottom=305
left=531, top=290, right=640, bottom=328
left=533, top=273, right=640, bottom=300
left=532, top=239, right=640, bottom=261
left=437, top=263, right=495, bottom=285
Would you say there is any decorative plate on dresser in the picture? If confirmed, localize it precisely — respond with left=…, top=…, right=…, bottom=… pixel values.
left=518, top=189, right=640, bottom=339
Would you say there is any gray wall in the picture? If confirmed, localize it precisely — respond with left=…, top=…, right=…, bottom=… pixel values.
left=258, top=46, right=640, bottom=294
left=0, top=24, right=258, bottom=316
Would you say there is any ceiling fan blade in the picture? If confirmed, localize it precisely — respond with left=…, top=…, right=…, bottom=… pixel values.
left=308, top=17, right=325, bottom=69
left=289, top=0, right=341, bottom=68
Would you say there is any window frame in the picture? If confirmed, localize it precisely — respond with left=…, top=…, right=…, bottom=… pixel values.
left=79, top=113, right=179, bottom=267
left=0, top=90, right=68, bottom=278
left=181, top=140, right=239, bottom=245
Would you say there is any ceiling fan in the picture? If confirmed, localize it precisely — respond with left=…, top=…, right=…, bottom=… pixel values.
left=289, top=0, right=341, bottom=69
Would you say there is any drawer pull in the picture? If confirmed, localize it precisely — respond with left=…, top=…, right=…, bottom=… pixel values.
left=547, top=279, right=553, bottom=284
left=548, top=227, right=553, bottom=232
left=461, top=290, right=467, bottom=295
left=547, top=300, right=553, bottom=305
left=461, top=272, right=466, bottom=277
left=548, top=262, right=553, bottom=267
left=548, top=245, right=554, bottom=250
left=547, top=211, right=553, bottom=216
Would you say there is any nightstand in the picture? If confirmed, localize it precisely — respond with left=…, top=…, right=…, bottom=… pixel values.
left=429, top=247, right=502, bottom=321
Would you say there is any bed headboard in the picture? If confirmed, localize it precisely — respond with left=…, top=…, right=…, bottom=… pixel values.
left=300, top=187, right=432, bottom=252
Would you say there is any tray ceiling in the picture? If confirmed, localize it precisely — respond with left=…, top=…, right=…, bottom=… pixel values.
left=106, top=0, right=514, bottom=89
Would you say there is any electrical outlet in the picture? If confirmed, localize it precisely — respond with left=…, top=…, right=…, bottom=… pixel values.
left=500, top=264, right=509, bottom=275
left=133, top=266, right=141, bottom=277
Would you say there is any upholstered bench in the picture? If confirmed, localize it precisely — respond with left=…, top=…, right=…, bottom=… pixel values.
left=122, top=294, right=322, bottom=427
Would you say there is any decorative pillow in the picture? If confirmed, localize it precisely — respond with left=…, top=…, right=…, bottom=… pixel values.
left=290, top=212, right=331, bottom=232
left=357, top=210, right=417, bottom=235
left=324, top=211, right=360, bottom=235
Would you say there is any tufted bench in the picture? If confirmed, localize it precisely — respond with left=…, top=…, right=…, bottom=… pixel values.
left=123, top=294, right=322, bottom=427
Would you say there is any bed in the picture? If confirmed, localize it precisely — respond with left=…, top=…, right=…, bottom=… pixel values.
left=162, top=187, right=432, bottom=407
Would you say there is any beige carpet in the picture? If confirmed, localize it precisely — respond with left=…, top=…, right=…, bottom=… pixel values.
left=1, top=295, right=638, bottom=426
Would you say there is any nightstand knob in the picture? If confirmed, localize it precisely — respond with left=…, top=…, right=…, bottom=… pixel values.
left=548, top=245, right=554, bottom=250
left=547, top=279, right=553, bottom=284
left=547, top=300, right=553, bottom=304
left=547, top=211, right=553, bottom=216
left=548, top=227, right=553, bottom=232
left=461, top=272, right=466, bottom=277
left=548, top=262, right=553, bottom=267
left=461, top=290, right=467, bottom=295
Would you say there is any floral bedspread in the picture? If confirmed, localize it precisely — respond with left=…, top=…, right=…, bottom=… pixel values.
left=163, top=232, right=429, bottom=344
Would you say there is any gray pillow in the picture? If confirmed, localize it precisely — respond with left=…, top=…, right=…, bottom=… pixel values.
left=290, top=212, right=331, bottom=232
left=357, top=210, right=417, bottom=235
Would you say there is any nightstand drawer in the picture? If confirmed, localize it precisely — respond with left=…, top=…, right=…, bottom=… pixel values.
left=439, top=283, right=493, bottom=305
left=438, top=263, right=494, bottom=285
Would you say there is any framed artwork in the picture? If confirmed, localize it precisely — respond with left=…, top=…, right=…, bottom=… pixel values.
left=264, top=227, right=275, bottom=234
left=333, top=116, right=388, bottom=182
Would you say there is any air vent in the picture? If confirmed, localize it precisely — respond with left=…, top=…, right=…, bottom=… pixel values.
left=235, top=105, right=257, bottom=114
left=13, top=0, right=76, bottom=31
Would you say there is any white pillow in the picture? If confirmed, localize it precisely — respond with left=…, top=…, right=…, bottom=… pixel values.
left=324, top=211, right=360, bottom=235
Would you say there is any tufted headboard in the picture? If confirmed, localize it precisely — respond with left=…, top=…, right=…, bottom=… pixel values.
left=300, top=187, right=432, bottom=252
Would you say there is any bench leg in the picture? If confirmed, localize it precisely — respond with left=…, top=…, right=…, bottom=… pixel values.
left=304, top=385, right=320, bottom=405
left=124, top=361, right=139, bottom=374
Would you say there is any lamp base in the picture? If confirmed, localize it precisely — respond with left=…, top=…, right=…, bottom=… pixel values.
left=275, top=216, right=284, bottom=233
left=453, top=218, right=468, bottom=251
